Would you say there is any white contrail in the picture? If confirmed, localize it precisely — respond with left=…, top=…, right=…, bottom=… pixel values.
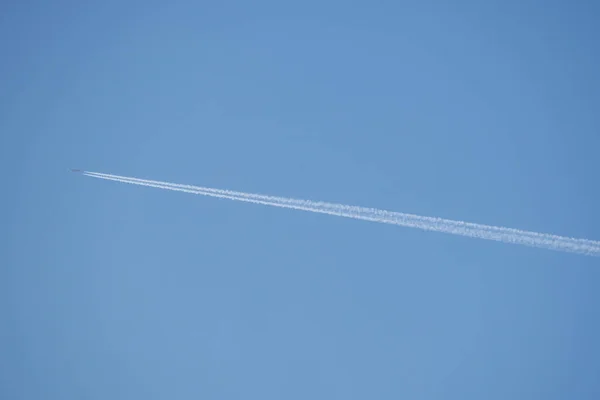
left=80, top=171, right=600, bottom=257
left=84, top=172, right=595, bottom=244
left=84, top=171, right=600, bottom=248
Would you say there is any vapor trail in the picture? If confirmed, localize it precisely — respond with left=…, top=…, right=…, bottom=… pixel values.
left=80, top=171, right=600, bottom=257
left=84, top=172, right=593, bottom=244
left=84, top=172, right=599, bottom=248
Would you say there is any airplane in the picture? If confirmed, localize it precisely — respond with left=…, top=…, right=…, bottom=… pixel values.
left=70, top=169, right=82, bottom=173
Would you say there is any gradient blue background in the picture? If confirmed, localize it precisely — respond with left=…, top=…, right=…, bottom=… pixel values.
left=2, top=0, right=599, bottom=398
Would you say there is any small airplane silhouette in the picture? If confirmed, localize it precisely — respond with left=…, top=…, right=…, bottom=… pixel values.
left=70, top=169, right=82, bottom=173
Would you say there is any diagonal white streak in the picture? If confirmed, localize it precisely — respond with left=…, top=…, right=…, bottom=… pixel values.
left=81, top=171, right=600, bottom=257
left=84, top=172, right=600, bottom=247
left=84, top=172, right=597, bottom=244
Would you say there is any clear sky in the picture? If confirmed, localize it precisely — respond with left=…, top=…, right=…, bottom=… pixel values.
left=2, top=0, right=599, bottom=398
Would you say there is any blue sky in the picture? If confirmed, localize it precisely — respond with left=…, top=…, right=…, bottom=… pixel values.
left=2, top=0, right=599, bottom=398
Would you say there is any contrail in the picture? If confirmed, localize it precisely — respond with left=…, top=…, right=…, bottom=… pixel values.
left=79, top=171, right=600, bottom=257
left=83, top=171, right=598, bottom=245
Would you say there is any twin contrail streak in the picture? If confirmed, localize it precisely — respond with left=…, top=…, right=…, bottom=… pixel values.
left=79, top=171, right=600, bottom=257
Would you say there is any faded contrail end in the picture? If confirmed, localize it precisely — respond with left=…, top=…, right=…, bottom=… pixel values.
left=80, top=171, right=600, bottom=257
